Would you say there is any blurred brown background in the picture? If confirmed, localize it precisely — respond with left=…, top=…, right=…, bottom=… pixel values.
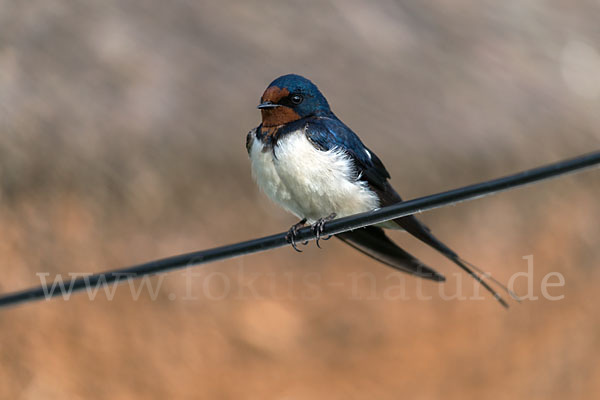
left=1, top=1, right=599, bottom=399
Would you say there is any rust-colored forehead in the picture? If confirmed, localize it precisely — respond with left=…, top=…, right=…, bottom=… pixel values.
left=261, top=86, right=290, bottom=103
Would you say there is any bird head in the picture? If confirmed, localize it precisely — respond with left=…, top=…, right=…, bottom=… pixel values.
left=258, top=74, right=331, bottom=127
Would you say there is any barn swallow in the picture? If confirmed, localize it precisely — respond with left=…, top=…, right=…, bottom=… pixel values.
left=246, top=74, right=510, bottom=307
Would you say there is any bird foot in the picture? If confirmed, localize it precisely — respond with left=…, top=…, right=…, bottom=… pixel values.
left=285, top=218, right=308, bottom=252
left=312, top=213, right=337, bottom=248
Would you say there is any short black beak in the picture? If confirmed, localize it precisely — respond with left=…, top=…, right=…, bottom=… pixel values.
left=257, top=101, right=280, bottom=110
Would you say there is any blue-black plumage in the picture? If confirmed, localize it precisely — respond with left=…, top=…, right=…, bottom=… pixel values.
left=247, top=74, right=508, bottom=306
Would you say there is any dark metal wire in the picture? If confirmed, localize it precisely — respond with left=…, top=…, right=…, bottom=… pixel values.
left=1, top=151, right=599, bottom=309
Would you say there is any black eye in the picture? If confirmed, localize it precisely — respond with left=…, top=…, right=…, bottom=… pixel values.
left=290, top=94, right=303, bottom=105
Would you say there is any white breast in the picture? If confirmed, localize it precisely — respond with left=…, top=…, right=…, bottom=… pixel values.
left=249, top=128, right=380, bottom=223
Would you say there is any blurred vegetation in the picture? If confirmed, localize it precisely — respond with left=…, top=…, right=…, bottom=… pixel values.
left=0, top=1, right=599, bottom=399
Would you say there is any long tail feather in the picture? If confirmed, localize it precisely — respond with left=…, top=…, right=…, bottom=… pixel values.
left=394, top=215, right=510, bottom=308
left=336, top=226, right=446, bottom=282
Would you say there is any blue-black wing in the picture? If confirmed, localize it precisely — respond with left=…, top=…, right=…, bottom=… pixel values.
left=337, top=225, right=446, bottom=281
left=301, top=115, right=509, bottom=306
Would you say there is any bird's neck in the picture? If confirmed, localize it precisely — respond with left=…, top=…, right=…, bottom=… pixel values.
left=260, top=107, right=302, bottom=128
left=258, top=118, right=306, bottom=145
left=257, top=111, right=334, bottom=144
